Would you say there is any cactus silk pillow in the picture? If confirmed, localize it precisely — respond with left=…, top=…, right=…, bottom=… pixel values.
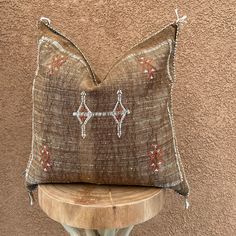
left=24, top=12, right=190, bottom=208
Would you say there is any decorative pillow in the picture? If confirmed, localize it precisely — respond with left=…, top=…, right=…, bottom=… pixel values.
left=24, top=11, right=190, bottom=208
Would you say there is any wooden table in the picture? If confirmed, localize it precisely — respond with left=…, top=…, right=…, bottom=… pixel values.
left=38, top=183, right=165, bottom=236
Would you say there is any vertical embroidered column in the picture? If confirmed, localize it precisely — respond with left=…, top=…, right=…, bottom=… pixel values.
left=112, top=90, right=131, bottom=138
left=73, top=91, right=92, bottom=139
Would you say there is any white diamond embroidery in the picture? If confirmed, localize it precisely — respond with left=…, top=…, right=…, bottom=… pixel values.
left=73, top=89, right=130, bottom=139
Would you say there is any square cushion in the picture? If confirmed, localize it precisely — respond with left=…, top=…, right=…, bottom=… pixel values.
left=24, top=14, right=190, bottom=206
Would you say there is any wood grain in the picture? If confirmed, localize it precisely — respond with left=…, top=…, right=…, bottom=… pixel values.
left=38, top=183, right=165, bottom=229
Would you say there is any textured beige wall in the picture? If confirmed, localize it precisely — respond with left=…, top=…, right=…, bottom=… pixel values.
left=0, top=0, right=235, bottom=235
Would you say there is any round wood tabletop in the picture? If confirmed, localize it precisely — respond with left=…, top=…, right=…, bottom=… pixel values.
left=38, top=183, right=165, bottom=229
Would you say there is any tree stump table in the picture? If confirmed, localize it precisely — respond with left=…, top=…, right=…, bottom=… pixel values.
left=38, top=183, right=165, bottom=236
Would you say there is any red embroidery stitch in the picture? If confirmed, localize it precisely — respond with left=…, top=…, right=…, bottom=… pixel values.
left=78, top=104, right=89, bottom=124
left=114, top=103, right=124, bottom=121
left=46, top=54, right=68, bottom=76
left=138, top=56, right=157, bottom=80
left=148, top=144, right=164, bottom=172
left=40, top=145, right=52, bottom=172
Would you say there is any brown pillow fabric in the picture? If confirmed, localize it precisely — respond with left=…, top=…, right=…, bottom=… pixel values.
left=24, top=13, right=190, bottom=208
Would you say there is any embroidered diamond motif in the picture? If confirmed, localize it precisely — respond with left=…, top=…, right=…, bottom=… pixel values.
left=73, top=89, right=130, bottom=139
left=78, top=106, right=88, bottom=123
left=76, top=91, right=92, bottom=125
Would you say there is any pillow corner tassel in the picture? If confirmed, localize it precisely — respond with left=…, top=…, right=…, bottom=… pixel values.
left=22, top=170, right=36, bottom=206
left=39, top=16, right=51, bottom=26
left=174, top=8, right=187, bottom=27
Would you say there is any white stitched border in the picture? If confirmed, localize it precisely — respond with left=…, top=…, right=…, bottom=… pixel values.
left=126, top=40, right=170, bottom=58
left=170, top=20, right=190, bottom=198
left=167, top=102, right=183, bottom=181
left=24, top=38, right=40, bottom=180
left=39, top=36, right=87, bottom=66
left=167, top=39, right=174, bottom=83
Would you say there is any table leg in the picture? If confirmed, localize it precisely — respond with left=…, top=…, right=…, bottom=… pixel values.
left=62, top=224, right=134, bottom=236
left=117, top=225, right=134, bottom=236
left=62, top=224, right=82, bottom=236
left=97, top=229, right=116, bottom=236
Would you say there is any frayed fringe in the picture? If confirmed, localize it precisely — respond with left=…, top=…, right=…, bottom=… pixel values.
left=28, top=191, right=35, bottom=206
left=22, top=170, right=36, bottom=206
left=185, top=196, right=190, bottom=209
left=26, top=184, right=38, bottom=206
left=22, top=170, right=26, bottom=177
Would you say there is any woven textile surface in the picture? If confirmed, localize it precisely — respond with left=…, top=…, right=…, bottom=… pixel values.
left=24, top=14, right=190, bottom=205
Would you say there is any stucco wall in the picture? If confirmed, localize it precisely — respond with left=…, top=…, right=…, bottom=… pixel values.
left=0, top=0, right=235, bottom=235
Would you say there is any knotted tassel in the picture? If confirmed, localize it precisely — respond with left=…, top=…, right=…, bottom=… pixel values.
left=175, top=8, right=187, bottom=25
left=40, top=16, right=51, bottom=25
